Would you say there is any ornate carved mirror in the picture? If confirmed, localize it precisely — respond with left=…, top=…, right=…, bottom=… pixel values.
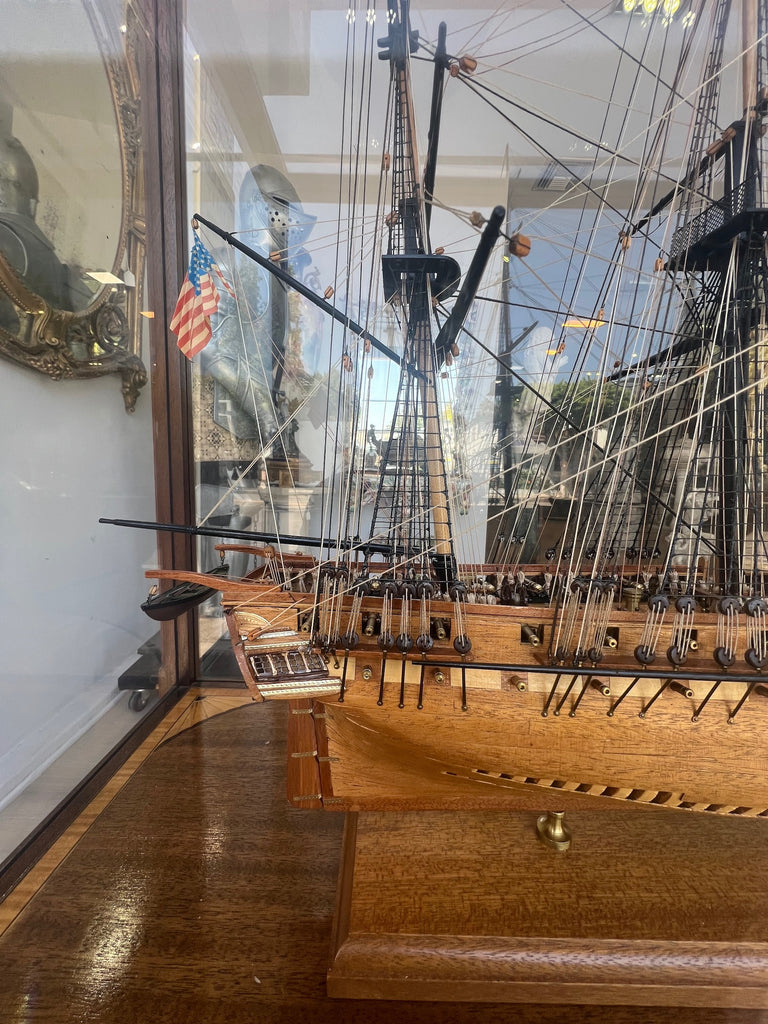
left=0, top=0, right=146, bottom=412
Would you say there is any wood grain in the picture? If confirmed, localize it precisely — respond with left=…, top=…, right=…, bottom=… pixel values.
left=315, top=684, right=768, bottom=811
left=286, top=699, right=323, bottom=807
left=1, top=697, right=766, bottom=1021
left=329, top=809, right=768, bottom=1005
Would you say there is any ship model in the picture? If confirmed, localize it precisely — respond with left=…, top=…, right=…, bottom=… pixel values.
left=106, top=0, right=768, bottom=816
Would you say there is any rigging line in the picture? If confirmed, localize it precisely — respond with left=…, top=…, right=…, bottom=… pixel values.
left=221, top=537, right=442, bottom=625
left=417, top=0, right=570, bottom=60
left=427, top=0, right=522, bottom=56
left=195, top=249, right=288, bottom=545
left=480, top=7, right=719, bottom=161
left=204, top=235, right=282, bottom=392
left=456, top=71, right=649, bottom=176
left=524, top=228, right=655, bottom=286
left=449, top=39, right=702, bottom=219
left=465, top=0, right=616, bottom=65
left=465, top=61, right=680, bottom=122
left=599, top=5, right=679, bottom=271
left=517, top=158, right=708, bottom=243
left=234, top=219, right=360, bottom=246
left=476, top=33, right=767, bottom=236
left=580, top=293, right=637, bottom=572
left=452, top=76, right=665, bottom=249
left=329, top=7, right=374, bottom=565
left=476, top=293, right=698, bottom=347
left=558, top=0, right=703, bottom=126
left=197, top=355, right=346, bottom=530
left=453, top=310, right=768, bottom=552
left=204, top=522, right=506, bottom=622
left=453, top=86, right=721, bottom=259
left=350, top=142, right=394, bottom=545
left=204, top=221, right=325, bottom=414
left=512, top=250, right=597, bottom=320
left=339, top=13, right=380, bottom=557
left=319, top=0, right=357, bottom=575
left=481, top=334, right=768, bottom=551
left=533, top=8, right=643, bottom=371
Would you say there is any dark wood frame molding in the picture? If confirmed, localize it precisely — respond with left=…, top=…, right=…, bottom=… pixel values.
left=135, top=0, right=197, bottom=691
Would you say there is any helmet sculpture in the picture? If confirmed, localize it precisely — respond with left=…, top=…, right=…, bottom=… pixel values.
left=238, top=163, right=315, bottom=248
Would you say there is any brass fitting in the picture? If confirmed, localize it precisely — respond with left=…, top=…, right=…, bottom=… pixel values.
left=536, top=811, right=572, bottom=852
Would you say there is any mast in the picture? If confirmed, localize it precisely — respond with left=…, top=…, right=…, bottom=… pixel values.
left=716, top=0, right=762, bottom=594
left=369, top=0, right=502, bottom=585
left=368, top=0, right=453, bottom=576
left=637, top=0, right=768, bottom=653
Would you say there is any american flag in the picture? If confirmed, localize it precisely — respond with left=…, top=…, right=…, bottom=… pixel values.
left=170, top=231, right=234, bottom=359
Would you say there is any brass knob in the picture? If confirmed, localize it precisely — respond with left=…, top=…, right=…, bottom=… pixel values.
left=536, top=811, right=572, bottom=852
left=361, top=665, right=373, bottom=681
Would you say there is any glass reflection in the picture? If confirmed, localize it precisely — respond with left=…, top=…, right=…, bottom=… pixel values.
left=0, top=0, right=122, bottom=329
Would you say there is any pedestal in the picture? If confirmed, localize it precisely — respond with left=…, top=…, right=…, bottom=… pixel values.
left=328, top=809, right=768, bottom=1007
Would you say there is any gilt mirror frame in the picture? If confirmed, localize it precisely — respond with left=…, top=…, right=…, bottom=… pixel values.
left=0, top=0, right=147, bottom=413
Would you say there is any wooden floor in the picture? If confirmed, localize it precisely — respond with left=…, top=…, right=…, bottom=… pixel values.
left=0, top=690, right=766, bottom=1023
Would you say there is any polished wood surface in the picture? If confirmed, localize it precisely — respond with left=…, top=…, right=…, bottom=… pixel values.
left=1, top=695, right=766, bottom=1022
left=0, top=690, right=251, bottom=937
left=313, top=685, right=768, bottom=812
left=329, top=810, right=768, bottom=1005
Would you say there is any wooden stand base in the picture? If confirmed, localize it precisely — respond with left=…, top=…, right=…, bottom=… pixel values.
left=328, top=809, right=768, bottom=1006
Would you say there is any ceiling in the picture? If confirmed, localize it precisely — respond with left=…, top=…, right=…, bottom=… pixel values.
left=183, top=1, right=742, bottom=216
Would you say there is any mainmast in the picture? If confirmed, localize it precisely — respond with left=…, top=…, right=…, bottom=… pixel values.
left=664, top=0, right=768, bottom=598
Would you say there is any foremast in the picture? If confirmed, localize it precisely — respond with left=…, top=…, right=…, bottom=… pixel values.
left=367, top=0, right=502, bottom=591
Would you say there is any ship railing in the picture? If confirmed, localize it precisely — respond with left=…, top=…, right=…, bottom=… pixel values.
left=667, top=179, right=759, bottom=262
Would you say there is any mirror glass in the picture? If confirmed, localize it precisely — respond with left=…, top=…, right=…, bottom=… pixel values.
left=0, top=0, right=123, bottom=331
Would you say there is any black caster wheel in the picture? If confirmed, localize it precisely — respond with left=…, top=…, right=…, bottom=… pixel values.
left=128, top=690, right=150, bottom=712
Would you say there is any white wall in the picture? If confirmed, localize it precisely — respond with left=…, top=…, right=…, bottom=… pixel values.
left=0, top=360, right=156, bottom=810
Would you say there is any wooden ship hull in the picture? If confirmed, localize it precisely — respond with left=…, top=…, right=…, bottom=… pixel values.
left=147, top=562, right=768, bottom=815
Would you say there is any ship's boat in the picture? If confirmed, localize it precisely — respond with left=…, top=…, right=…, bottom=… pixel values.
left=107, top=0, right=768, bottom=816
left=140, top=564, right=231, bottom=621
